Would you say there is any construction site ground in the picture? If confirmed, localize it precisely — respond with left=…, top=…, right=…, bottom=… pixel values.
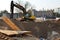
left=0, top=18, right=60, bottom=40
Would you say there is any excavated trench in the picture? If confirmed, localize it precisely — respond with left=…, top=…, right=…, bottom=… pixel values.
left=11, top=19, right=60, bottom=38
left=0, top=19, right=60, bottom=39
left=11, top=19, right=51, bottom=38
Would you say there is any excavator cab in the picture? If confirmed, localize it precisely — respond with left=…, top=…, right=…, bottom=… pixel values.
left=21, top=12, right=35, bottom=21
left=10, top=0, right=35, bottom=21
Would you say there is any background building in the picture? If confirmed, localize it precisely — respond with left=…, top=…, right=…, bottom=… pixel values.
left=33, top=9, right=55, bottom=19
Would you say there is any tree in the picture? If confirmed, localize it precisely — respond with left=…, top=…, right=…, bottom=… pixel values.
left=15, top=0, right=32, bottom=13
left=25, top=1, right=31, bottom=11
left=53, top=12, right=60, bottom=17
left=0, top=10, right=8, bottom=17
left=1, top=10, right=8, bottom=13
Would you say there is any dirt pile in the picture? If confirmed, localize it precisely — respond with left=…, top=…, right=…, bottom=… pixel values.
left=12, top=19, right=60, bottom=38
left=0, top=19, right=60, bottom=39
left=11, top=20, right=51, bottom=38
left=0, top=19, right=11, bottom=30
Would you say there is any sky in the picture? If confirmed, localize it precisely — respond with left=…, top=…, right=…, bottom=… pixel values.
left=0, top=0, right=60, bottom=12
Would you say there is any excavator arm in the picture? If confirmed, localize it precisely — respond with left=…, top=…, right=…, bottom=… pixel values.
left=10, top=1, right=35, bottom=21
left=10, top=1, right=26, bottom=19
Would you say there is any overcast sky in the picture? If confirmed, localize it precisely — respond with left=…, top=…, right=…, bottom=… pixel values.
left=0, top=0, right=60, bottom=12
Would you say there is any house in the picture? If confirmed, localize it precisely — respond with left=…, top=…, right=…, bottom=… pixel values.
left=33, top=9, right=55, bottom=19
left=13, top=13, right=23, bottom=19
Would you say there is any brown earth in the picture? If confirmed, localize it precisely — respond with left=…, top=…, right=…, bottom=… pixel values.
left=0, top=19, right=60, bottom=39
left=11, top=19, right=60, bottom=38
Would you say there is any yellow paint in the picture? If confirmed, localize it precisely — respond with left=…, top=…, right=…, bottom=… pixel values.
left=30, top=15, right=36, bottom=20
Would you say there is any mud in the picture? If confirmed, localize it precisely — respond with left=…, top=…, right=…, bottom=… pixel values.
left=0, top=19, right=60, bottom=39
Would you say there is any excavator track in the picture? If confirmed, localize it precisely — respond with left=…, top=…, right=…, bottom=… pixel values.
left=0, top=32, right=15, bottom=40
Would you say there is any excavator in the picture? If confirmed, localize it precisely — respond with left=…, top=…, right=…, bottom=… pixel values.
left=0, top=0, right=60, bottom=40
left=10, top=0, right=35, bottom=21
left=0, top=1, right=37, bottom=40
